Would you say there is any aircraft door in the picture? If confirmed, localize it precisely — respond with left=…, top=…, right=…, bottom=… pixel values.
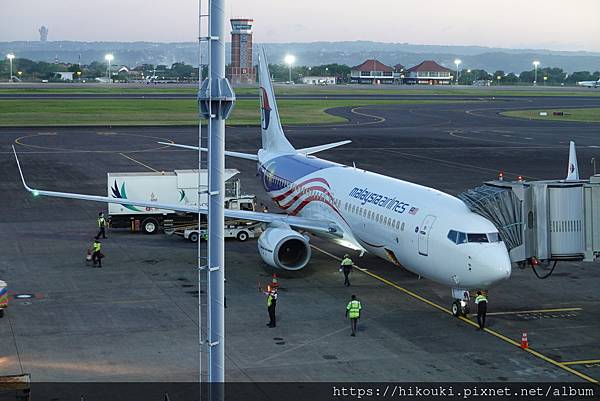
left=418, top=215, right=437, bottom=256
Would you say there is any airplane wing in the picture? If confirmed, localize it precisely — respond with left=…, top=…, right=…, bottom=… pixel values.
left=157, top=139, right=352, bottom=160
left=157, top=142, right=258, bottom=161
left=13, top=146, right=342, bottom=236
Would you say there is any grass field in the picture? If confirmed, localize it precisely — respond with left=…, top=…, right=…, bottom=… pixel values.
left=2, top=85, right=600, bottom=97
left=0, top=98, right=469, bottom=126
left=502, top=108, right=600, bottom=123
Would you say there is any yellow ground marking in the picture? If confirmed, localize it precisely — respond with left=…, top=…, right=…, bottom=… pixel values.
left=118, top=152, right=159, bottom=172
left=484, top=307, right=582, bottom=316
left=310, top=244, right=599, bottom=384
left=562, top=360, right=600, bottom=366
left=349, top=106, right=387, bottom=125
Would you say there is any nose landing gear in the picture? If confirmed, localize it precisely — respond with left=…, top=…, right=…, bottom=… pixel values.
left=451, top=288, right=470, bottom=317
left=452, top=299, right=469, bottom=317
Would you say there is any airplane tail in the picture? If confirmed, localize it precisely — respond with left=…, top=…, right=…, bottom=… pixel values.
left=258, top=48, right=295, bottom=154
left=565, top=141, right=580, bottom=181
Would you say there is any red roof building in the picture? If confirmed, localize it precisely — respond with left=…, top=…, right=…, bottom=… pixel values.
left=405, top=60, right=452, bottom=85
left=350, top=59, right=396, bottom=84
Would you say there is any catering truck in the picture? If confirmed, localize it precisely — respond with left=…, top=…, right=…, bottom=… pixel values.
left=107, top=169, right=255, bottom=234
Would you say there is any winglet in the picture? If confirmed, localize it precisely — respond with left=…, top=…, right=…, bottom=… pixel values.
left=565, top=141, right=580, bottom=181
left=12, top=145, right=39, bottom=196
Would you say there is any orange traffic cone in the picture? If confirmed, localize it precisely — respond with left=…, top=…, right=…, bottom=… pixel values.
left=521, top=331, right=529, bottom=349
left=271, top=273, right=279, bottom=288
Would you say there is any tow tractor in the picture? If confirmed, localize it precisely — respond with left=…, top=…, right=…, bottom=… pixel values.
left=168, top=220, right=262, bottom=243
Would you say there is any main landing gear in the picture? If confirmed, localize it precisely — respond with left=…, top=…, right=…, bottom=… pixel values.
left=451, top=288, right=470, bottom=318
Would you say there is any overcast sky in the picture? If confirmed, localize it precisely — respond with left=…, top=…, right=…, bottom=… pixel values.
left=1, top=0, right=599, bottom=52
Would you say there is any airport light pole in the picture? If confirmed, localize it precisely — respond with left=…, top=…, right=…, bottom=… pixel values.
left=533, top=60, right=540, bottom=86
left=454, top=59, right=461, bottom=85
left=197, top=0, right=235, bottom=398
left=105, top=53, right=114, bottom=83
left=284, top=54, right=295, bottom=83
left=6, top=53, right=15, bottom=82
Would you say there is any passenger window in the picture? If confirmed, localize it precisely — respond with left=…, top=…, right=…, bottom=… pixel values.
left=401, top=222, right=405, bottom=231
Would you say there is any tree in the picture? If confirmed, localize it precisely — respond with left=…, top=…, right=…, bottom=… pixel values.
left=519, top=70, right=535, bottom=84
left=171, top=62, right=194, bottom=79
left=86, top=61, right=107, bottom=78
left=458, top=69, right=490, bottom=84
left=503, top=72, right=519, bottom=84
left=492, top=70, right=505, bottom=85
left=565, top=71, right=593, bottom=84
left=68, top=64, right=82, bottom=74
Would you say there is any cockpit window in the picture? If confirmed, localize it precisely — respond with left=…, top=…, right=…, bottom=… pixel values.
left=487, top=232, right=501, bottom=242
left=467, top=233, right=488, bottom=243
left=447, top=230, right=467, bottom=244
left=448, top=230, right=500, bottom=244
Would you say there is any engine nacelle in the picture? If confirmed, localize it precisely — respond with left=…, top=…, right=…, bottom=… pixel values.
left=258, top=224, right=311, bottom=271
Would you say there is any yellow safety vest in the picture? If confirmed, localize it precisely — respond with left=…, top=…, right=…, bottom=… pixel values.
left=93, top=242, right=101, bottom=252
left=347, top=299, right=361, bottom=318
left=475, top=295, right=488, bottom=304
left=267, top=294, right=276, bottom=307
left=341, top=257, right=353, bottom=266
left=98, top=217, right=106, bottom=227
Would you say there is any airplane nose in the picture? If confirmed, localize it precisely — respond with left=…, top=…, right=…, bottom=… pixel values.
left=470, top=246, right=511, bottom=287
left=488, top=248, right=512, bottom=284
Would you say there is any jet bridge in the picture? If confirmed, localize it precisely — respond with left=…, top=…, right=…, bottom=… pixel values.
left=459, top=176, right=600, bottom=264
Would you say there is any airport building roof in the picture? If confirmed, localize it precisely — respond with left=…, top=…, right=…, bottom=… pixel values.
left=407, top=60, right=451, bottom=73
left=352, top=59, right=393, bottom=73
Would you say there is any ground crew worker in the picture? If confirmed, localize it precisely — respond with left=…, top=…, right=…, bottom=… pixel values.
left=266, top=287, right=277, bottom=328
left=346, top=294, right=362, bottom=336
left=92, top=239, right=103, bottom=268
left=95, top=212, right=107, bottom=239
left=474, top=290, right=488, bottom=330
left=340, top=254, right=353, bottom=286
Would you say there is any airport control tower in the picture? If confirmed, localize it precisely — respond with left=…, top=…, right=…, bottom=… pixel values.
left=226, top=18, right=256, bottom=84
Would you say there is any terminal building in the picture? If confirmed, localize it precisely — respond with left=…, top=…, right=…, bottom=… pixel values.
left=226, top=18, right=256, bottom=85
left=350, top=59, right=395, bottom=84
left=404, top=60, right=452, bottom=85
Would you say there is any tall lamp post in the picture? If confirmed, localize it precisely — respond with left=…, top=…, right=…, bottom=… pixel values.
left=284, top=54, right=295, bottom=83
left=105, top=53, right=114, bottom=83
left=6, top=53, right=15, bottom=82
left=533, top=60, right=540, bottom=86
left=454, top=59, right=461, bottom=85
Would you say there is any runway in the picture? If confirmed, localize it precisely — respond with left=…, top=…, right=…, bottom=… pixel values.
left=1, top=96, right=600, bottom=384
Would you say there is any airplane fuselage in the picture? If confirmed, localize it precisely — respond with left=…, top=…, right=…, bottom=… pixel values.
left=258, top=151, right=511, bottom=289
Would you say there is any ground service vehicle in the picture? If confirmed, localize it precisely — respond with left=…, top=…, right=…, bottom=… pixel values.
left=183, top=221, right=262, bottom=243
left=107, top=169, right=255, bottom=234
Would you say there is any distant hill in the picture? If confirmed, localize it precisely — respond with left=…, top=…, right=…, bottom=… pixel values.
left=1, top=40, right=599, bottom=73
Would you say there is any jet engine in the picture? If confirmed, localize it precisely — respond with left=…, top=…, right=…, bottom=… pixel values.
left=258, top=223, right=311, bottom=270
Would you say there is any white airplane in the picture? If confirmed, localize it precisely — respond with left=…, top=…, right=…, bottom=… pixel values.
left=577, top=79, right=600, bottom=88
left=14, top=49, right=512, bottom=317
